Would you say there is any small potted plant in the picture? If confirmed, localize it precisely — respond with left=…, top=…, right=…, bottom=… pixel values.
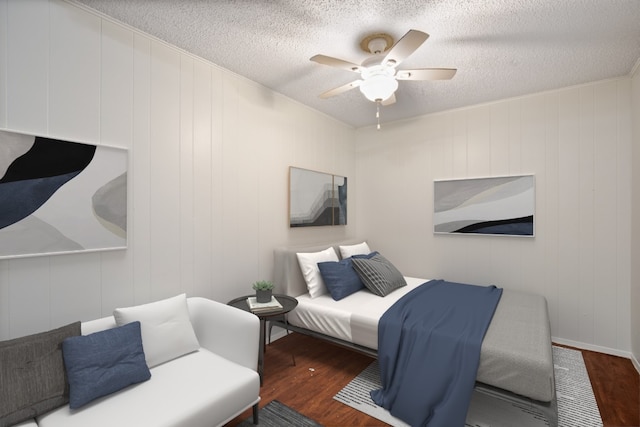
left=252, top=280, right=274, bottom=303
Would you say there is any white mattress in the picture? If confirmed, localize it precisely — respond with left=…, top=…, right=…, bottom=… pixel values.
left=287, top=277, right=425, bottom=349
left=286, top=277, right=555, bottom=403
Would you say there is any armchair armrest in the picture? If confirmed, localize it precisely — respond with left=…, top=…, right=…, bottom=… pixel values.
left=187, top=297, right=259, bottom=371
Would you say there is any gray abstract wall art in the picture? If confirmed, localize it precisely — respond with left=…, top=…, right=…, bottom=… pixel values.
left=434, top=175, right=534, bottom=236
left=0, top=129, right=127, bottom=258
left=289, top=166, right=347, bottom=227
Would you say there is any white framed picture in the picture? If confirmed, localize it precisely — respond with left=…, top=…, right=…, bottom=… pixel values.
left=0, top=129, right=127, bottom=258
left=434, top=175, right=534, bottom=237
left=289, top=166, right=347, bottom=227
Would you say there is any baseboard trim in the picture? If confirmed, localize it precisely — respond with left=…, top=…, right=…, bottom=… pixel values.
left=631, top=353, right=640, bottom=374
left=552, top=336, right=634, bottom=360
left=268, top=325, right=289, bottom=342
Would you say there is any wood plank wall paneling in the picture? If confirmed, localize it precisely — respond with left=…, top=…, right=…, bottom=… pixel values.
left=191, top=59, right=213, bottom=299
left=8, top=257, right=50, bottom=336
left=0, top=0, right=6, bottom=129
left=0, top=0, right=634, bottom=359
left=0, top=0, right=355, bottom=339
left=0, top=1, right=6, bottom=339
left=149, top=41, right=181, bottom=301
left=49, top=1, right=101, bottom=141
left=615, top=79, right=632, bottom=351
left=632, top=66, right=640, bottom=365
left=179, top=55, right=195, bottom=297
left=355, top=80, right=633, bottom=353
left=99, top=19, right=135, bottom=313
left=6, top=0, right=47, bottom=134
left=131, top=32, right=152, bottom=306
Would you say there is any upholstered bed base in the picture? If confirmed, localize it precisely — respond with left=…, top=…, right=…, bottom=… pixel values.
left=273, top=240, right=558, bottom=427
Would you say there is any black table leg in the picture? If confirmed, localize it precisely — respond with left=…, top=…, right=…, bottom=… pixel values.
left=258, top=318, right=265, bottom=385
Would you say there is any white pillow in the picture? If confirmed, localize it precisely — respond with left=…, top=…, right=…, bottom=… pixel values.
left=113, top=294, right=200, bottom=368
left=339, top=241, right=371, bottom=258
left=296, top=247, right=339, bottom=298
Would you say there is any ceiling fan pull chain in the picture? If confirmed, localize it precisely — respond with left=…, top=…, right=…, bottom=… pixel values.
left=376, top=102, right=381, bottom=130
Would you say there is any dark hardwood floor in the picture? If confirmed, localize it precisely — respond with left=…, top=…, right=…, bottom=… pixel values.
left=581, top=347, right=640, bottom=426
left=226, top=332, right=640, bottom=427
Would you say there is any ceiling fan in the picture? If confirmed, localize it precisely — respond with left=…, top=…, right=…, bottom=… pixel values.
left=311, top=29, right=456, bottom=109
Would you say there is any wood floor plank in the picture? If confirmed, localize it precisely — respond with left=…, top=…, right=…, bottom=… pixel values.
left=582, top=349, right=639, bottom=426
left=225, top=333, right=640, bottom=427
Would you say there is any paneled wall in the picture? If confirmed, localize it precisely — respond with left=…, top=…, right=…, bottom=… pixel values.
left=0, top=0, right=636, bottom=362
left=631, top=65, right=640, bottom=367
left=355, top=80, right=633, bottom=355
left=0, top=0, right=356, bottom=339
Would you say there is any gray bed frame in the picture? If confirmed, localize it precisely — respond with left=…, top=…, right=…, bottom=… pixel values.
left=272, top=240, right=558, bottom=427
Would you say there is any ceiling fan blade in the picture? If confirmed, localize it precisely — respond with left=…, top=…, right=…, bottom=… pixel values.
left=311, top=54, right=362, bottom=73
left=383, top=29, right=429, bottom=67
left=319, top=80, right=362, bottom=99
left=395, top=68, right=457, bottom=80
left=381, top=93, right=396, bottom=106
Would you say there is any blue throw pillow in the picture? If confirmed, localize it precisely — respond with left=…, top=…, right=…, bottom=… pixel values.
left=62, top=321, right=151, bottom=409
left=318, top=252, right=378, bottom=301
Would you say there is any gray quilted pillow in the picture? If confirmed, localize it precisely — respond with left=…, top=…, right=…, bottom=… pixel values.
left=0, top=321, right=81, bottom=427
left=351, top=253, right=407, bottom=296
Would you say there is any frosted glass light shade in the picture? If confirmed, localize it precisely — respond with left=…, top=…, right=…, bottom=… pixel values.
left=359, top=74, right=398, bottom=102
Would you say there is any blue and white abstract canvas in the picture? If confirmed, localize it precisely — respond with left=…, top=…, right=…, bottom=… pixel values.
left=0, top=129, right=127, bottom=258
left=434, top=175, right=534, bottom=236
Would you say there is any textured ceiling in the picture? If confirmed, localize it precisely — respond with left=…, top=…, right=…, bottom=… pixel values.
left=73, top=0, right=640, bottom=128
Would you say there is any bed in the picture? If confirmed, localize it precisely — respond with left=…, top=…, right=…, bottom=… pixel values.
left=272, top=240, right=558, bottom=427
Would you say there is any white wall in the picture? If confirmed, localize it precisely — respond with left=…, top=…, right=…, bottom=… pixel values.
left=631, top=63, right=640, bottom=368
left=0, top=0, right=636, bottom=361
left=0, top=0, right=356, bottom=340
left=356, top=80, right=633, bottom=355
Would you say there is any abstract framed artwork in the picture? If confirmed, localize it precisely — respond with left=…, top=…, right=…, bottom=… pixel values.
left=289, top=166, right=347, bottom=227
left=0, top=129, right=127, bottom=259
left=434, top=175, right=534, bottom=237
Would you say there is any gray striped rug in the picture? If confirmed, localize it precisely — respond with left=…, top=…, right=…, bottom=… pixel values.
left=334, top=346, right=602, bottom=427
left=237, top=400, right=322, bottom=427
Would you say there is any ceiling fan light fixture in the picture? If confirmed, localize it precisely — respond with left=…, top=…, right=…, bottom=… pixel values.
left=312, top=29, right=456, bottom=123
left=359, top=65, right=398, bottom=102
left=359, top=75, right=398, bottom=102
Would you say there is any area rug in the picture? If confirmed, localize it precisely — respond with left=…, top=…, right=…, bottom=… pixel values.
left=334, top=346, right=603, bottom=427
left=236, top=399, right=323, bottom=427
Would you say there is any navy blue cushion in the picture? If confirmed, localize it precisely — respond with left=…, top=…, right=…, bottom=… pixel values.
left=318, top=252, right=378, bottom=301
left=62, top=321, right=151, bottom=409
left=352, top=251, right=378, bottom=259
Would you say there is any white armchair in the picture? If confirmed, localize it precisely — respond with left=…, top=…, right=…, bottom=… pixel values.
left=31, top=297, right=261, bottom=427
left=188, top=297, right=260, bottom=373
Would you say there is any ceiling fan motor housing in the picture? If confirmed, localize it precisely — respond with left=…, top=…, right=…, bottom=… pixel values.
left=360, top=33, right=394, bottom=54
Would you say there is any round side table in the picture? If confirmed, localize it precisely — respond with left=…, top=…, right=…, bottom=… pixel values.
left=227, top=294, right=298, bottom=385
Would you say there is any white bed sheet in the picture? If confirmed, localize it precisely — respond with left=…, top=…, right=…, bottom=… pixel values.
left=286, top=277, right=427, bottom=348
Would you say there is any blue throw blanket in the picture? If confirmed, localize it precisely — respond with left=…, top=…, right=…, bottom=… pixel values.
left=371, top=280, right=502, bottom=427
